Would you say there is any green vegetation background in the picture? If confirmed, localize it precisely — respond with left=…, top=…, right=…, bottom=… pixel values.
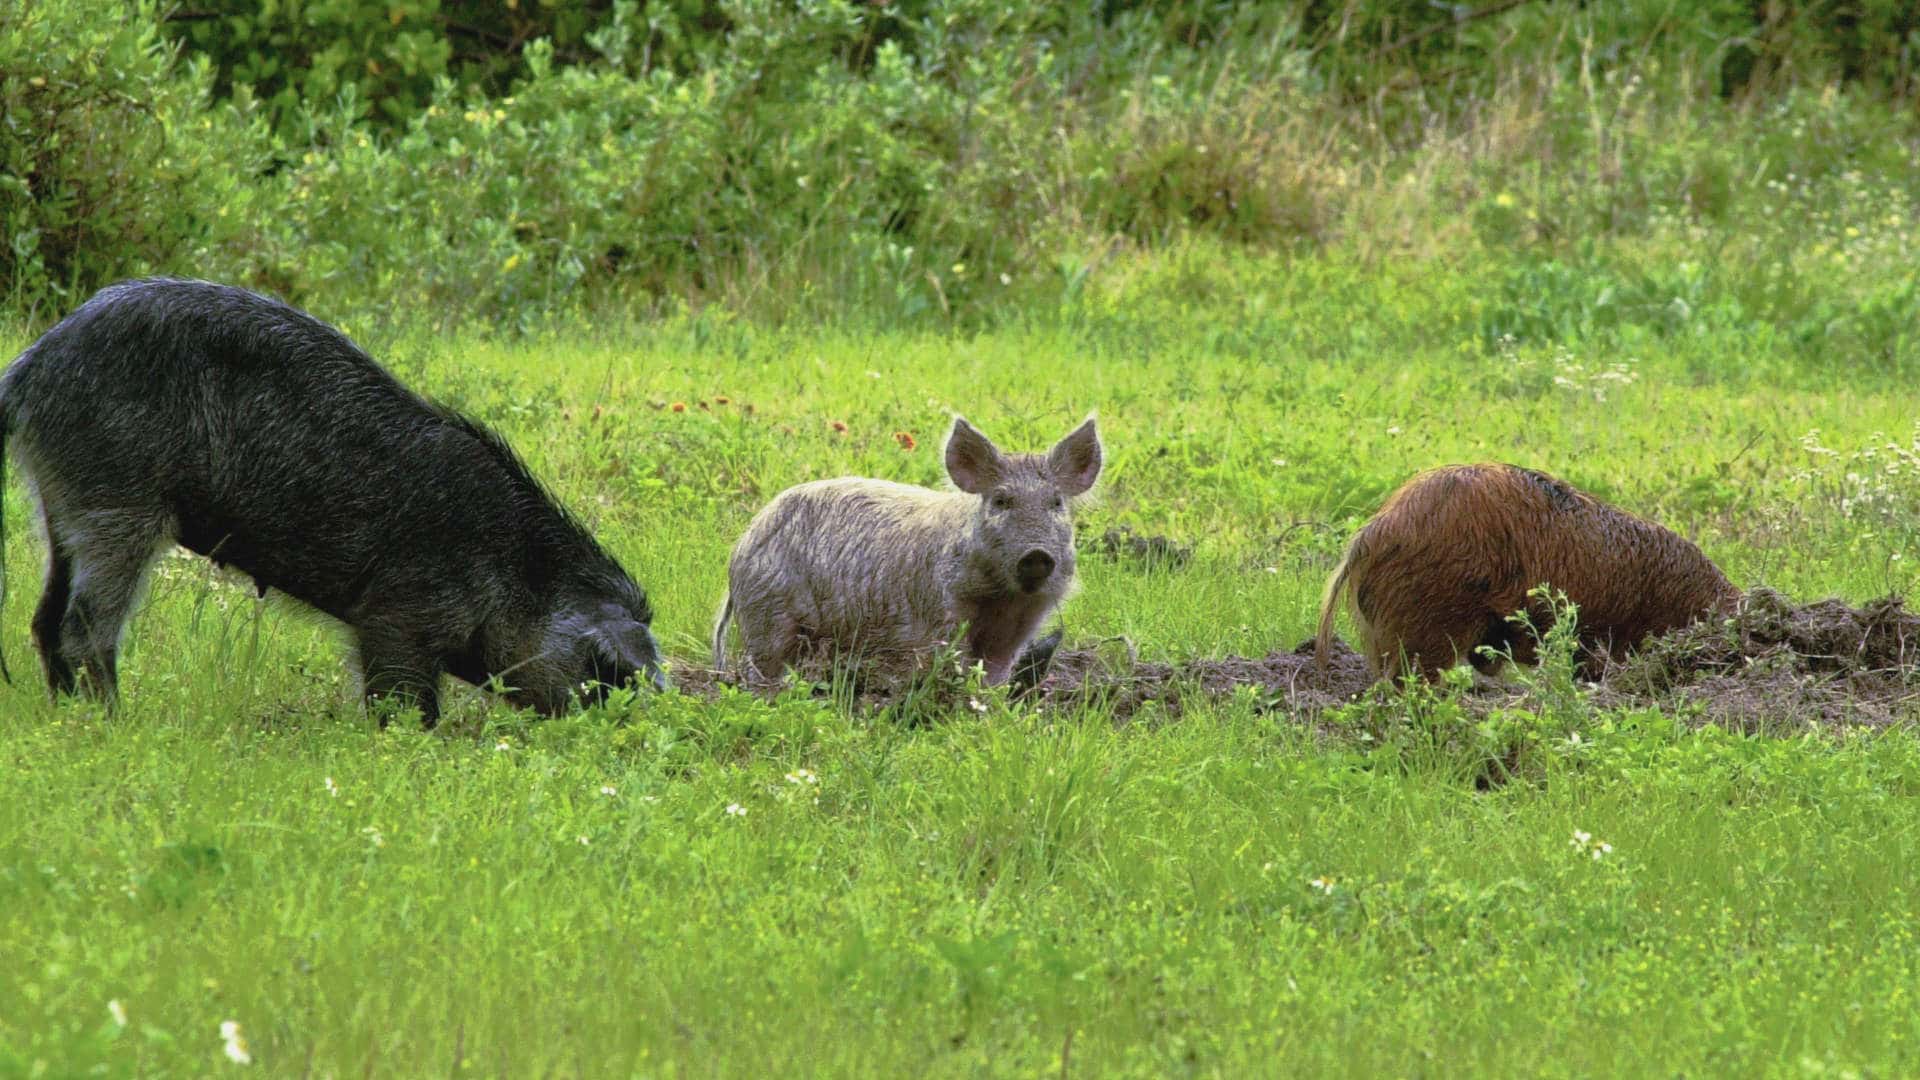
left=5, top=2, right=1920, bottom=1075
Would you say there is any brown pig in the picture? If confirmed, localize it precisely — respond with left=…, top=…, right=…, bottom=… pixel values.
left=713, top=416, right=1103, bottom=684
left=1316, top=463, right=1740, bottom=682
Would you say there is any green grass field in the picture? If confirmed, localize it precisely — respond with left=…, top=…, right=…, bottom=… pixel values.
left=4, top=241, right=1920, bottom=1076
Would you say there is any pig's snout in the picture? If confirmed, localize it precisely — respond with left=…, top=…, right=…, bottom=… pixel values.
left=1016, top=549, right=1057, bottom=592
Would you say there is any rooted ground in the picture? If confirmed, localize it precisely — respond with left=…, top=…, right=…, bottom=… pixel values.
left=678, top=589, right=1920, bottom=729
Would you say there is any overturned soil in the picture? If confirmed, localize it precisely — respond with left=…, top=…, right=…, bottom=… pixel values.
left=1091, top=526, right=1194, bottom=570
left=1589, top=587, right=1920, bottom=729
left=672, top=589, right=1920, bottom=729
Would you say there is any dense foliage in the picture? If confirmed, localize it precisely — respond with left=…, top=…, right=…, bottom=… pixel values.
left=2, top=0, right=1917, bottom=339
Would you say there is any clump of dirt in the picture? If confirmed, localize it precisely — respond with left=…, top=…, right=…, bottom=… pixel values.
left=1090, top=526, right=1193, bottom=570
left=671, top=590, right=1920, bottom=730
left=1022, top=637, right=1373, bottom=720
left=1593, top=587, right=1920, bottom=729
left=661, top=664, right=730, bottom=700
left=1611, top=587, right=1920, bottom=680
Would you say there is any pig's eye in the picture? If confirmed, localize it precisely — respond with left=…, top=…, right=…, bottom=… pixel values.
left=991, top=493, right=1012, bottom=511
left=1052, top=495, right=1065, bottom=510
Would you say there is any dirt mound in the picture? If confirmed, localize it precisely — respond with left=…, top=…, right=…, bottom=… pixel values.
left=671, top=590, right=1920, bottom=729
left=1594, top=587, right=1920, bottom=729
left=1090, top=527, right=1193, bottom=570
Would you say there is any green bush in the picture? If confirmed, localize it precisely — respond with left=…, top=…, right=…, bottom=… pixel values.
left=236, top=0, right=1082, bottom=325
left=0, top=0, right=270, bottom=317
left=4, top=0, right=1918, bottom=335
left=163, top=0, right=668, bottom=134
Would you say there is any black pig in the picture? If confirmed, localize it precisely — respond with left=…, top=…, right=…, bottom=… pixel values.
left=0, top=278, right=666, bottom=724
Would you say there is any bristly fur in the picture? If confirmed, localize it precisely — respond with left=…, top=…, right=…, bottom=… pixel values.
left=1316, top=462, right=1741, bottom=682
left=0, top=277, right=665, bottom=724
left=426, top=404, right=652, bottom=621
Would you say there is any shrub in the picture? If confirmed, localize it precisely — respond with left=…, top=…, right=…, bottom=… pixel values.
left=0, top=0, right=270, bottom=318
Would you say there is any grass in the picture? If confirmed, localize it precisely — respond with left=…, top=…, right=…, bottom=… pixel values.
left=4, top=231, right=1920, bottom=1073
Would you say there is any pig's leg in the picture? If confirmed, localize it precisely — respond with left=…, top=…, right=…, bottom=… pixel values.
left=1008, top=626, right=1063, bottom=694
left=31, top=535, right=76, bottom=697
left=355, top=626, right=444, bottom=728
left=735, top=603, right=803, bottom=681
left=55, top=510, right=169, bottom=705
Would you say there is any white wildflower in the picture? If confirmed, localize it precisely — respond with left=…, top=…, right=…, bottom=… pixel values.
left=1569, top=830, right=1612, bottom=859
left=725, top=802, right=748, bottom=818
left=108, top=999, right=128, bottom=1027
left=220, top=1020, right=252, bottom=1065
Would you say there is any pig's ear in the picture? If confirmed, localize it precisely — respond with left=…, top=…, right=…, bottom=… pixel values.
left=1048, top=417, right=1102, bottom=496
left=945, top=416, right=1004, bottom=494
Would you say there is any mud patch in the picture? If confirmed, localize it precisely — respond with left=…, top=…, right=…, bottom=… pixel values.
left=1090, top=526, right=1193, bottom=570
left=1022, top=637, right=1374, bottom=719
left=669, top=637, right=1376, bottom=721
left=669, top=589, right=1920, bottom=730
